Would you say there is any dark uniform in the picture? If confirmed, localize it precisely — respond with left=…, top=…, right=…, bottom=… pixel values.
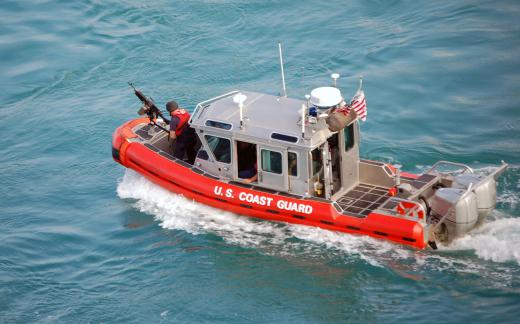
left=167, top=101, right=198, bottom=164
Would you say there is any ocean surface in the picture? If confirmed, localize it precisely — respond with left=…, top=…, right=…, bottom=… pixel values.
left=1, top=0, right=520, bottom=322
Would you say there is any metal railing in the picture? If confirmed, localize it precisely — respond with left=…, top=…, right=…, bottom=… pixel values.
left=425, top=160, right=474, bottom=175
left=426, top=160, right=508, bottom=183
left=189, top=90, right=240, bottom=124
left=378, top=197, right=427, bottom=222
left=487, top=160, right=509, bottom=181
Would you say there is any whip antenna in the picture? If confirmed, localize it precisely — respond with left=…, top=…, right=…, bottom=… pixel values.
left=278, top=42, right=287, bottom=97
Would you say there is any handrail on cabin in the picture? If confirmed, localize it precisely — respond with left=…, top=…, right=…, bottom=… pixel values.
left=189, top=90, right=240, bottom=124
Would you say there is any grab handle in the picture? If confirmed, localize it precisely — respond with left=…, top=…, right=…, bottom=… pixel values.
left=425, top=161, right=473, bottom=175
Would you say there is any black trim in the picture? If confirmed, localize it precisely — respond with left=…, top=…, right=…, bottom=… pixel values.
left=292, top=215, right=305, bottom=220
left=341, top=211, right=367, bottom=218
left=191, top=168, right=204, bottom=174
left=304, top=196, right=330, bottom=203
left=144, top=143, right=159, bottom=152
left=266, top=209, right=279, bottom=214
left=346, top=225, right=360, bottom=231
left=205, top=174, right=220, bottom=180
left=271, top=132, right=298, bottom=143
left=215, top=198, right=228, bottom=203
left=278, top=192, right=302, bottom=199
left=252, top=186, right=278, bottom=194
left=205, top=120, right=232, bottom=130
left=229, top=181, right=253, bottom=189
left=112, top=147, right=120, bottom=161
left=176, top=159, right=193, bottom=168
left=159, top=151, right=176, bottom=160
left=320, top=220, right=334, bottom=226
left=240, top=204, right=252, bottom=209
left=402, top=237, right=416, bottom=243
left=374, top=231, right=388, bottom=236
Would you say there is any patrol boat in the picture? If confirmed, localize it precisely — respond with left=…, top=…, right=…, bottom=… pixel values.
left=113, top=64, right=507, bottom=250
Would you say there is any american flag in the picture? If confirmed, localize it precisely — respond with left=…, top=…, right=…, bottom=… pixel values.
left=350, top=89, right=367, bottom=122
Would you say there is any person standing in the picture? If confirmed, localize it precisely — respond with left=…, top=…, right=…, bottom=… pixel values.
left=166, top=101, right=197, bottom=164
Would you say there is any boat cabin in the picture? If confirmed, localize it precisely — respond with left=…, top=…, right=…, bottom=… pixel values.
left=188, top=89, right=395, bottom=204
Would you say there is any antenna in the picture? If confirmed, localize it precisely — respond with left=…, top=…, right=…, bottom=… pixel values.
left=358, top=75, right=363, bottom=90
left=278, top=42, right=287, bottom=97
left=233, top=93, right=247, bottom=130
left=301, top=104, right=306, bottom=138
left=331, top=73, right=340, bottom=87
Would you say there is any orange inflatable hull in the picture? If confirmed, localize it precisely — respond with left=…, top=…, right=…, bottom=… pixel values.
left=113, top=118, right=427, bottom=249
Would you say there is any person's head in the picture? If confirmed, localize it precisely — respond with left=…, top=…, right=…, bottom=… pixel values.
left=166, top=101, right=179, bottom=114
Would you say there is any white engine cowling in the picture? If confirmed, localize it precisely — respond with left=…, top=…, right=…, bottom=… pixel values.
left=453, top=173, right=497, bottom=223
left=430, top=187, right=478, bottom=238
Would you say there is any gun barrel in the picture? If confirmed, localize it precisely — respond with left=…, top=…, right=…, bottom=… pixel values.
left=128, top=83, right=170, bottom=125
left=134, top=90, right=148, bottom=103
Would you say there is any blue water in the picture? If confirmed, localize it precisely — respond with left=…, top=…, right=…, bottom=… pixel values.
left=1, top=0, right=520, bottom=322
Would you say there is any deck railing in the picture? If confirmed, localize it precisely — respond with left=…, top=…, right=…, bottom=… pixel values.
left=189, top=90, right=240, bottom=124
left=378, top=197, right=427, bottom=222
left=425, top=160, right=474, bottom=175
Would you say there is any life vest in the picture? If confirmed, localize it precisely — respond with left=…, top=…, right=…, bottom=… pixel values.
left=172, top=109, right=191, bottom=136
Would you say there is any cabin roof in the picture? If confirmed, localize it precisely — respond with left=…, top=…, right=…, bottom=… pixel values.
left=190, top=91, right=333, bottom=148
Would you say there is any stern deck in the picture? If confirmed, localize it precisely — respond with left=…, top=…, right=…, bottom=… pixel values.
left=335, top=183, right=391, bottom=217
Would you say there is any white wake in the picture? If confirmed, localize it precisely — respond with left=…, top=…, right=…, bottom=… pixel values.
left=117, top=169, right=520, bottom=267
left=117, top=170, right=400, bottom=266
left=442, top=216, right=520, bottom=264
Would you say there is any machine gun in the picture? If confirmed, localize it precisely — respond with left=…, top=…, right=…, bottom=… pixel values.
left=128, top=82, right=170, bottom=133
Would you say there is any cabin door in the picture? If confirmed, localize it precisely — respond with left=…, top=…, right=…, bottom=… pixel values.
left=257, top=145, right=288, bottom=192
left=340, top=122, right=360, bottom=191
left=327, top=133, right=342, bottom=196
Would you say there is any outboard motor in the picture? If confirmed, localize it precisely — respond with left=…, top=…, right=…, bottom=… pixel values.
left=429, top=187, right=478, bottom=241
left=452, top=173, right=497, bottom=224
left=426, top=161, right=507, bottom=243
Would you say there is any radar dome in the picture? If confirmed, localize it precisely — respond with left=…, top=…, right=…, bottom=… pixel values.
left=310, top=87, right=342, bottom=109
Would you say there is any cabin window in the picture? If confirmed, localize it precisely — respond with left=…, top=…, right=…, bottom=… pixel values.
left=261, top=150, right=282, bottom=174
left=204, top=135, right=231, bottom=163
left=197, top=149, right=209, bottom=161
left=271, top=133, right=298, bottom=143
left=288, top=152, right=298, bottom=177
left=205, top=120, right=232, bottom=130
left=344, top=123, right=355, bottom=151
left=311, top=148, right=323, bottom=176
